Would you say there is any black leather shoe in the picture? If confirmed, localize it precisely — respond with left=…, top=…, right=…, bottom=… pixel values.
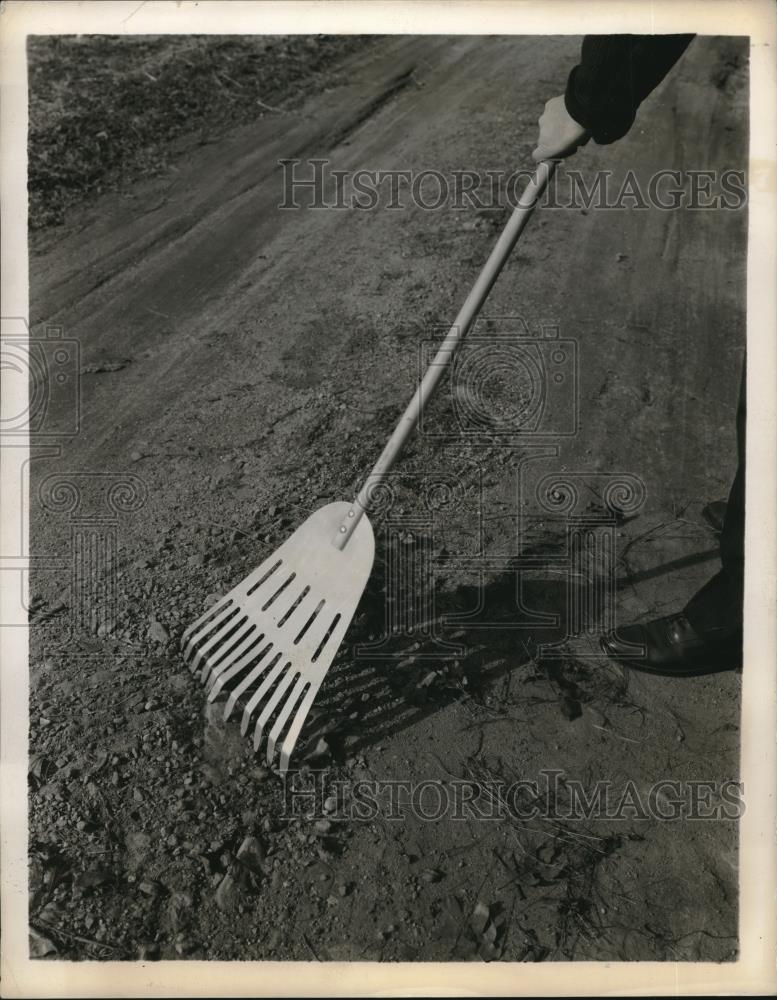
left=600, top=612, right=741, bottom=677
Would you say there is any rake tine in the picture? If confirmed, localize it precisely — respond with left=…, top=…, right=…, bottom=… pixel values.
left=252, top=668, right=298, bottom=752
left=278, top=684, right=319, bottom=773
left=181, top=599, right=233, bottom=661
left=199, top=619, right=255, bottom=685
left=181, top=597, right=230, bottom=645
left=189, top=610, right=243, bottom=674
left=265, top=674, right=308, bottom=765
left=185, top=605, right=238, bottom=669
left=205, top=631, right=265, bottom=698
left=222, top=645, right=276, bottom=721
left=239, top=658, right=288, bottom=736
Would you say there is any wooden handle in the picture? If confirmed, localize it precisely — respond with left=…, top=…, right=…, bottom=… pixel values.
left=335, top=159, right=558, bottom=549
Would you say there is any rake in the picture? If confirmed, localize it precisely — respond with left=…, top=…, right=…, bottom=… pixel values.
left=182, top=159, right=557, bottom=771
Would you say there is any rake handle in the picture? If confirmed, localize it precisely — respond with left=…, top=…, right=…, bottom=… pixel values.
left=335, top=158, right=558, bottom=550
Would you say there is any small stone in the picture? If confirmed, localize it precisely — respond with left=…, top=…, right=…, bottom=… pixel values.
left=139, top=880, right=161, bottom=896
left=323, top=795, right=337, bottom=813
left=470, top=901, right=490, bottom=936
left=215, top=873, right=237, bottom=912
left=148, top=620, right=169, bottom=644
left=314, top=819, right=332, bottom=835
left=236, top=835, right=265, bottom=873
left=29, top=927, right=57, bottom=958
left=167, top=890, right=193, bottom=933
left=74, top=867, right=112, bottom=891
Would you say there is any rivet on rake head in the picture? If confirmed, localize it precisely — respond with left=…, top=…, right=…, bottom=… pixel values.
left=348, top=510, right=354, bottom=518
left=339, top=526, right=347, bottom=533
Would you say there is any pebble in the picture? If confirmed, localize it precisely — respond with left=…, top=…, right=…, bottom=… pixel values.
left=470, top=901, right=490, bottom=936
left=215, top=873, right=238, bottom=912
left=29, top=928, right=57, bottom=958
left=74, top=867, right=112, bottom=891
left=236, top=835, right=265, bottom=873
left=148, top=620, right=169, bottom=644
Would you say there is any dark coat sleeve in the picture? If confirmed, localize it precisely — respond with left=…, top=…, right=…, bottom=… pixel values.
left=564, top=34, right=694, bottom=144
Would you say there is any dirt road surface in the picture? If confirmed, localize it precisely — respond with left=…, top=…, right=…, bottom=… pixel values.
left=28, top=36, right=746, bottom=961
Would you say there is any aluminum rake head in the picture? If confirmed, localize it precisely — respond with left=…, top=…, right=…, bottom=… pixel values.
left=181, top=502, right=374, bottom=772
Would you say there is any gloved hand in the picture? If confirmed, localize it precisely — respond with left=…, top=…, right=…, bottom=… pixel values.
left=532, top=95, right=590, bottom=162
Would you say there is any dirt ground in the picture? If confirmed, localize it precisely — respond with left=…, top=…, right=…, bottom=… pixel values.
left=27, top=35, right=747, bottom=962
